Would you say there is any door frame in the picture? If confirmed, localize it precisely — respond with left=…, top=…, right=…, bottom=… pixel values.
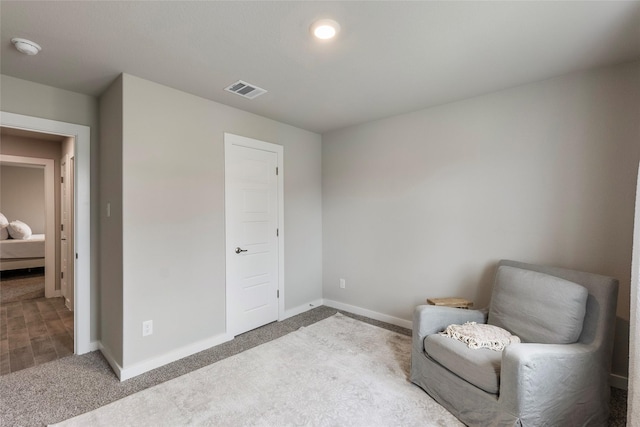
left=1, top=111, right=92, bottom=355
left=0, top=155, right=55, bottom=297
left=224, top=133, right=284, bottom=336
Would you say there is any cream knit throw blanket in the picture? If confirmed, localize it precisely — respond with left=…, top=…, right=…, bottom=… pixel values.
left=440, top=322, right=520, bottom=351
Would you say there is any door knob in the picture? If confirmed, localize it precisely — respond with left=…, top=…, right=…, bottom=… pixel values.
left=235, top=247, right=247, bottom=254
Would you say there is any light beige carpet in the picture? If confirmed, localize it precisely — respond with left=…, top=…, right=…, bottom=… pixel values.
left=51, top=313, right=462, bottom=427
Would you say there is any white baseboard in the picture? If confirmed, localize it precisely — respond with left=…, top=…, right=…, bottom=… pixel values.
left=118, top=332, right=233, bottom=381
left=282, top=299, right=324, bottom=320
left=610, top=373, right=628, bottom=390
left=86, top=340, right=101, bottom=352
left=322, top=299, right=413, bottom=330
left=98, top=343, right=123, bottom=379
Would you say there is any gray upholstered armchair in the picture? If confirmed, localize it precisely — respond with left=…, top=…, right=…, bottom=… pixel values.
left=411, top=260, right=619, bottom=426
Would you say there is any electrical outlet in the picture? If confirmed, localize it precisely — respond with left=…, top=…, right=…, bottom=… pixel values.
left=339, top=278, right=346, bottom=289
left=142, top=320, right=153, bottom=337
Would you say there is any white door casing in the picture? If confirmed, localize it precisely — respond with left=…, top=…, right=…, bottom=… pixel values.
left=225, top=133, right=284, bottom=337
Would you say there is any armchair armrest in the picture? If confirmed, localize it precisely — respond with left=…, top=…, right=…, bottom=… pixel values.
left=412, top=305, right=486, bottom=354
left=499, top=342, right=603, bottom=424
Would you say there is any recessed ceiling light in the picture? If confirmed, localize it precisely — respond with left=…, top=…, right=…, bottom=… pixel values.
left=11, top=38, right=41, bottom=55
left=310, top=19, right=340, bottom=40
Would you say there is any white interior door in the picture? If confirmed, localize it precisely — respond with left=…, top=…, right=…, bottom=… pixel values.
left=60, top=154, right=75, bottom=311
left=225, top=133, right=282, bottom=337
left=68, top=156, right=75, bottom=311
left=60, top=155, right=69, bottom=302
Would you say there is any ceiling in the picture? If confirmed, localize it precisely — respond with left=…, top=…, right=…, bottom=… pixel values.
left=1, top=1, right=639, bottom=134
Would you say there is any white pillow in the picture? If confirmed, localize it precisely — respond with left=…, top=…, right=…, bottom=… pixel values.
left=440, top=321, right=520, bottom=351
left=8, top=220, right=32, bottom=240
left=0, top=213, right=9, bottom=240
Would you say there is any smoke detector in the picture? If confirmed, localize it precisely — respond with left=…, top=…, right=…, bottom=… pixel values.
left=11, top=38, right=41, bottom=55
left=224, top=80, right=267, bottom=100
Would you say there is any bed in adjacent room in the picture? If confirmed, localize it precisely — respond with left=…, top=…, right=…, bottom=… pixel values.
left=0, top=233, right=46, bottom=271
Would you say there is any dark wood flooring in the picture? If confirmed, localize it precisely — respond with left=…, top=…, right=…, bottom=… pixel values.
left=0, top=296, right=74, bottom=375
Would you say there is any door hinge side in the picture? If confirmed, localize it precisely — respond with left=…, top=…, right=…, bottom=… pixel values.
left=61, top=224, right=64, bottom=231
left=276, top=166, right=279, bottom=176
left=61, top=272, right=64, bottom=279
left=277, top=290, right=280, bottom=298
left=61, top=177, right=64, bottom=184
left=276, top=228, right=279, bottom=237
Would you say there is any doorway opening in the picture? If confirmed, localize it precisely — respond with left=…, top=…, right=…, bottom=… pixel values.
left=0, top=128, right=75, bottom=374
left=0, top=111, right=92, bottom=375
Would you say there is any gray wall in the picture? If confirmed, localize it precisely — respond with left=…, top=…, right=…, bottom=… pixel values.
left=0, top=165, right=45, bottom=234
left=1, top=74, right=100, bottom=341
left=322, top=60, right=640, bottom=378
left=120, top=74, right=322, bottom=368
left=99, top=75, right=124, bottom=366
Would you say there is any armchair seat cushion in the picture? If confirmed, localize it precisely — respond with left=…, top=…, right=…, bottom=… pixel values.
left=424, top=333, right=502, bottom=394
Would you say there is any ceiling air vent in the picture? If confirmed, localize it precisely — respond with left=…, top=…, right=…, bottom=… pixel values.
left=224, top=80, right=267, bottom=100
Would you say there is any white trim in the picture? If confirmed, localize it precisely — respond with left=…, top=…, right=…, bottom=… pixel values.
left=1, top=111, right=92, bottom=355
left=283, top=299, right=324, bottom=320
left=118, top=333, right=233, bottom=381
left=628, top=161, right=640, bottom=425
left=611, top=373, right=628, bottom=390
left=0, top=154, right=55, bottom=297
left=87, top=340, right=101, bottom=352
left=224, top=133, right=285, bottom=336
left=277, top=152, right=285, bottom=323
left=322, top=299, right=413, bottom=330
left=98, top=342, right=122, bottom=379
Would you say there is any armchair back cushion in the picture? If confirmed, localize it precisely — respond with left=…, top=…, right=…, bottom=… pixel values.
left=488, top=266, right=588, bottom=344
